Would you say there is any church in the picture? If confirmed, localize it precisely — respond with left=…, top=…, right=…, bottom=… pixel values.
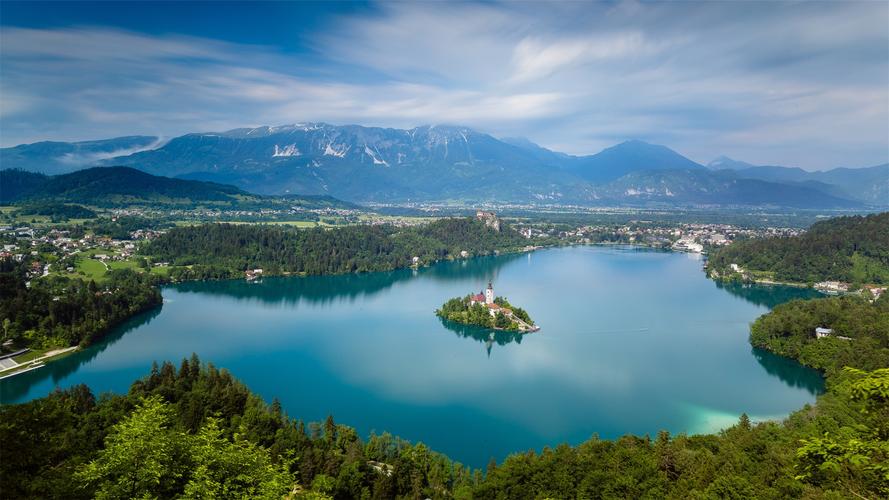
left=470, top=282, right=510, bottom=317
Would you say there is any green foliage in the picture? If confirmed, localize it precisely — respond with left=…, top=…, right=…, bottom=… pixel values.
left=0, top=258, right=162, bottom=349
left=0, top=356, right=473, bottom=499
left=183, top=417, right=294, bottom=499
left=15, top=202, right=97, bottom=220
left=145, top=217, right=528, bottom=278
left=75, top=395, right=189, bottom=499
left=749, top=294, right=889, bottom=374
left=794, top=368, right=889, bottom=497
left=709, top=212, right=889, bottom=283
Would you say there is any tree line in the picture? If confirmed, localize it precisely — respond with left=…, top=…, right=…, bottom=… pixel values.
left=144, top=218, right=530, bottom=279
left=708, top=212, right=889, bottom=284
left=0, top=258, right=162, bottom=350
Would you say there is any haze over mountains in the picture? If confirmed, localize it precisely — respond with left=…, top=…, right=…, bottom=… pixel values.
left=2, top=123, right=885, bottom=208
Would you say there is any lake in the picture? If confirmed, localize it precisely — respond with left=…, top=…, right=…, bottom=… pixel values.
left=0, top=246, right=824, bottom=467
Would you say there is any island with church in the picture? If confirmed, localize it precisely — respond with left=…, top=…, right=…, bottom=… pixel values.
left=435, top=282, right=539, bottom=333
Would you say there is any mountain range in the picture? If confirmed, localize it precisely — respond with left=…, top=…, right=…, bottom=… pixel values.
left=2, top=123, right=886, bottom=208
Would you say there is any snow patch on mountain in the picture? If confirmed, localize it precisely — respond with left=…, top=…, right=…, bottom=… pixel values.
left=324, top=143, right=349, bottom=158
left=363, top=145, right=388, bottom=166
left=272, top=144, right=301, bottom=157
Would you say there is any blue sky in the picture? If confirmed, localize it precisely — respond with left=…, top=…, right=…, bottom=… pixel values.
left=1, top=1, right=887, bottom=169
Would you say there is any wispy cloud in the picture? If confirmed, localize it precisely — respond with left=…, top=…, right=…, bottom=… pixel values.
left=0, top=0, right=886, bottom=169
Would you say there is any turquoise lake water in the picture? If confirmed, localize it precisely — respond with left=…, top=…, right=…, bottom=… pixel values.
left=0, top=246, right=824, bottom=467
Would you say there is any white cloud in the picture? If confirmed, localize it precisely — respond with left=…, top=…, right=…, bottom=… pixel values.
left=0, top=0, right=887, bottom=169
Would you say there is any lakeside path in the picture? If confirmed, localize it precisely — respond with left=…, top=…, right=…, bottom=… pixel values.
left=0, top=346, right=80, bottom=380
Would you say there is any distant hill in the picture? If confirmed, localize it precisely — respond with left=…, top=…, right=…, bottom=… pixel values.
left=591, top=169, right=862, bottom=208
left=709, top=156, right=888, bottom=205
left=567, top=140, right=705, bottom=183
left=0, top=136, right=160, bottom=175
left=0, top=123, right=879, bottom=208
left=0, top=166, right=356, bottom=209
left=708, top=212, right=889, bottom=284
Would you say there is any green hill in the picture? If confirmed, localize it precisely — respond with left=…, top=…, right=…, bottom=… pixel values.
left=708, top=212, right=889, bottom=284
left=0, top=166, right=356, bottom=209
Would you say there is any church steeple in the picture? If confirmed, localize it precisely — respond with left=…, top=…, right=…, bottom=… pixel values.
left=485, top=282, right=494, bottom=304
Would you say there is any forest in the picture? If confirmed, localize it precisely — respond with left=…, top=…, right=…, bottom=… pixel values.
left=750, top=294, right=889, bottom=374
left=707, top=212, right=889, bottom=284
left=144, top=218, right=530, bottom=279
left=0, top=259, right=162, bottom=350
left=2, top=298, right=887, bottom=499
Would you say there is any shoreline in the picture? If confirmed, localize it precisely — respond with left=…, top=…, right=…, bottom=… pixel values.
left=0, top=346, right=80, bottom=380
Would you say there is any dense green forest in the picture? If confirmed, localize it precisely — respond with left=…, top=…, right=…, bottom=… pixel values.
left=145, top=218, right=530, bottom=280
left=436, top=296, right=534, bottom=331
left=0, top=356, right=473, bottom=499
left=3, top=299, right=887, bottom=498
left=707, top=212, right=889, bottom=284
left=750, top=294, right=889, bottom=374
left=14, top=202, right=98, bottom=221
left=0, top=259, right=162, bottom=349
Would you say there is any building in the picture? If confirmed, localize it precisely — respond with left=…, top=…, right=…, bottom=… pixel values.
left=469, top=282, right=496, bottom=306
left=814, top=281, right=849, bottom=294
left=864, top=286, right=886, bottom=302
left=815, top=327, right=833, bottom=339
left=476, top=211, right=501, bottom=232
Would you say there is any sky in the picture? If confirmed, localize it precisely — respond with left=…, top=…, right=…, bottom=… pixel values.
left=1, top=0, right=887, bottom=169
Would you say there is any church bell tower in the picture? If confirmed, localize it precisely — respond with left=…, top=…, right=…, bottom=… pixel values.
left=485, top=282, right=494, bottom=304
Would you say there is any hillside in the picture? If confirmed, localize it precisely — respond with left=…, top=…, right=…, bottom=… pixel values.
left=0, top=136, right=160, bottom=175
left=106, top=124, right=589, bottom=203
left=593, top=169, right=863, bottom=208
left=567, top=139, right=705, bottom=183
left=708, top=212, right=889, bottom=284
left=709, top=157, right=889, bottom=205
left=0, top=166, right=356, bottom=209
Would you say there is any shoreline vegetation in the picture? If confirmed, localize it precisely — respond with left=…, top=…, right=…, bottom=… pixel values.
left=706, top=213, right=889, bottom=291
left=1, top=214, right=888, bottom=497
left=435, top=292, right=537, bottom=333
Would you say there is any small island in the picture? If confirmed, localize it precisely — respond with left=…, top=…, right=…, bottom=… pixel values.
left=436, top=282, right=539, bottom=333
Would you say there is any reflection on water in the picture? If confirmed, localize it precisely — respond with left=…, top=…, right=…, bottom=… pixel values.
left=752, top=347, right=824, bottom=395
left=438, top=317, right=524, bottom=357
left=0, top=306, right=163, bottom=402
left=172, top=253, right=523, bottom=306
left=715, top=281, right=820, bottom=309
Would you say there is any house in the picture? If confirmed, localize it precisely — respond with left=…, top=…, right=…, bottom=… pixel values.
left=864, top=286, right=886, bottom=302
left=814, top=327, right=850, bottom=340
left=815, top=327, right=833, bottom=339
left=814, top=281, right=849, bottom=294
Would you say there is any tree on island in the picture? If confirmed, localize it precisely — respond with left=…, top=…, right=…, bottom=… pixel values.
left=435, top=294, right=535, bottom=332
